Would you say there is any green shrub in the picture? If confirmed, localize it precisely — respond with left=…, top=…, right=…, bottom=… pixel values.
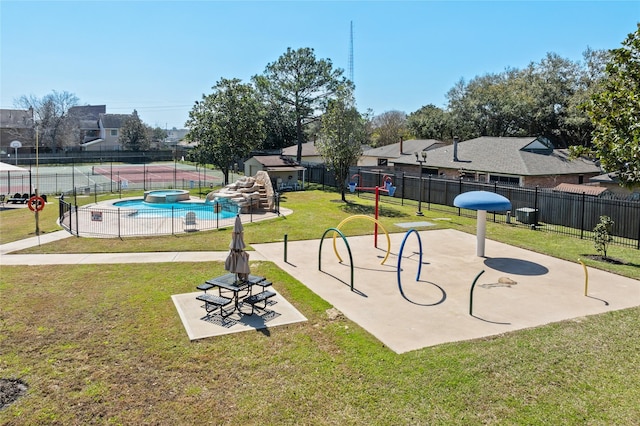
left=593, top=215, right=614, bottom=258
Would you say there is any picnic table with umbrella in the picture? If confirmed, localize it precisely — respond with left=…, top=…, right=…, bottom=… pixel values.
left=225, top=214, right=251, bottom=282
left=195, top=215, right=277, bottom=319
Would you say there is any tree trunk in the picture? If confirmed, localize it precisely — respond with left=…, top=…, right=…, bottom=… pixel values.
left=296, top=116, right=303, bottom=163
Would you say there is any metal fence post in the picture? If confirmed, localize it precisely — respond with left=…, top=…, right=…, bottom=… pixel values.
left=74, top=204, right=79, bottom=236
left=580, top=192, right=586, bottom=239
left=427, top=174, right=431, bottom=210
left=284, top=234, right=288, bottom=263
left=534, top=186, right=539, bottom=226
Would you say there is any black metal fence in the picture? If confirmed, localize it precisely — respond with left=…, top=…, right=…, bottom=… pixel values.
left=303, top=165, right=640, bottom=250
left=58, top=194, right=281, bottom=238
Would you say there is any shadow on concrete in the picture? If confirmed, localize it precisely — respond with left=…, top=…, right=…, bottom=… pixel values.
left=484, top=257, right=549, bottom=276
left=398, top=280, right=447, bottom=306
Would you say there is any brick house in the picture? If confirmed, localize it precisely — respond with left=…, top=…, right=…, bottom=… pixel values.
left=391, top=136, right=601, bottom=188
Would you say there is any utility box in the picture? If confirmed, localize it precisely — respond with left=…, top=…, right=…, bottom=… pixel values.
left=516, top=207, right=538, bottom=225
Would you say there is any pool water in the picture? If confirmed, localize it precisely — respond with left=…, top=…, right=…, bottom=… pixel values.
left=114, top=199, right=237, bottom=220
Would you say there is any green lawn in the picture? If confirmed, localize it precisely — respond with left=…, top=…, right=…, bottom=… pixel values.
left=1, top=189, right=639, bottom=424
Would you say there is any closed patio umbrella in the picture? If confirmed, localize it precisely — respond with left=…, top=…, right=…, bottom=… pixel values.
left=225, top=215, right=250, bottom=281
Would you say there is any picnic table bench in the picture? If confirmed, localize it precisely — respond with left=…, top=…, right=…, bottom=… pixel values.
left=242, top=290, right=277, bottom=315
left=196, top=282, right=215, bottom=294
left=196, top=293, right=233, bottom=318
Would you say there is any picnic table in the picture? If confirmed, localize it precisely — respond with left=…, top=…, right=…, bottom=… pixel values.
left=196, top=273, right=275, bottom=318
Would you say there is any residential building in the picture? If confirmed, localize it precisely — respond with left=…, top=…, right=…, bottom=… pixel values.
left=68, top=105, right=106, bottom=148
left=391, top=136, right=601, bottom=188
left=0, top=109, right=34, bottom=156
left=359, top=139, right=445, bottom=167
left=81, top=113, right=131, bottom=151
left=281, top=142, right=324, bottom=164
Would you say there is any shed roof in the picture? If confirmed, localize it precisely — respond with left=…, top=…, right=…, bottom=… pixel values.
left=552, top=183, right=609, bottom=196
left=253, top=155, right=302, bottom=168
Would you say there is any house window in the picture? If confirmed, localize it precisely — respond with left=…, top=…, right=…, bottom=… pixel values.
left=377, top=158, right=388, bottom=166
left=490, top=175, right=520, bottom=185
left=110, top=129, right=117, bottom=137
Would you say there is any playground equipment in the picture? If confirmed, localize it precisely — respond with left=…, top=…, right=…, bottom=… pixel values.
left=319, top=227, right=355, bottom=291
left=348, top=174, right=396, bottom=248
left=579, top=259, right=609, bottom=305
left=468, top=270, right=485, bottom=316
left=396, top=229, right=423, bottom=293
left=333, top=215, right=391, bottom=265
left=453, top=191, right=511, bottom=257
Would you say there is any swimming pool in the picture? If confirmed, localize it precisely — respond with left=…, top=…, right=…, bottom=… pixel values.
left=113, top=199, right=238, bottom=220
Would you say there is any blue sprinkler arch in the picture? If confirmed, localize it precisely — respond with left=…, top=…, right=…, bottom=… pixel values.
left=396, top=229, right=423, bottom=295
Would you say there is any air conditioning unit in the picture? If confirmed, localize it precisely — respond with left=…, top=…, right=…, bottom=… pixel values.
left=516, top=208, right=538, bottom=225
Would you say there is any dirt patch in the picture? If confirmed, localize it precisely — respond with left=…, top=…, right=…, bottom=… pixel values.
left=0, top=378, right=28, bottom=410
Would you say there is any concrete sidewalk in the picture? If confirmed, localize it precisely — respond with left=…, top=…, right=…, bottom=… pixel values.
left=0, top=230, right=267, bottom=265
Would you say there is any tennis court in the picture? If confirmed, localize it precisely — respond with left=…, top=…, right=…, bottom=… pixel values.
left=1, top=163, right=224, bottom=195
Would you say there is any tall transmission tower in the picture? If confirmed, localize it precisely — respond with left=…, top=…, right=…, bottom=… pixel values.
left=349, top=21, right=354, bottom=84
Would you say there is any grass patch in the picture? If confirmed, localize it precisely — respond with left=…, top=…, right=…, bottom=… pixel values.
left=1, top=262, right=638, bottom=424
left=1, top=188, right=640, bottom=423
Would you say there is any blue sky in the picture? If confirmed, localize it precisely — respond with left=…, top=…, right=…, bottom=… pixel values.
left=1, top=1, right=638, bottom=129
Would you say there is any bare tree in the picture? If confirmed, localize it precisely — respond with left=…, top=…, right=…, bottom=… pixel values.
left=371, top=110, right=408, bottom=147
left=14, top=90, right=79, bottom=152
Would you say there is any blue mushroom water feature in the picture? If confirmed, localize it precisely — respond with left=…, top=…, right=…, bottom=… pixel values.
left=453, top=191, right=511, bottom=257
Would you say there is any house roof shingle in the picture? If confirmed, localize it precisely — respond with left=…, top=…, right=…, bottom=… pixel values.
left=100, top=113, right=130, bottom=128
left=393, top=136, right=600, bottom=176
left=282, top=142, right=320, bottom=157
left=0, top=109, right=32, bottom=129
left=68, top=105, right=106, bottom=120
left=362, top=139, right=444, bottom=159
left=253, top=155, right=301, bottom=167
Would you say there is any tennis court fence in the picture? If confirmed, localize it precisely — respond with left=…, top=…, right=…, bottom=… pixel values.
left=1, top=164, right=222, bottom=197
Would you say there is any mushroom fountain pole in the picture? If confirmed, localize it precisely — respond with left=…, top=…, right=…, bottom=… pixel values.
left=454, top=191, right=512, bottom=257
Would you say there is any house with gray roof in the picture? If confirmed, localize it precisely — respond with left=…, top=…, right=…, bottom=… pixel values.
left=81, top=113, right=131, bottom=151
left=68, top=105, right=106, bottom=121
left=359, top=139, right=445, bottom=167
left=0, top=109, right=34, bottom=156
left=391, top=136, right=601, bottom=188
left=281, top=142, right=324, bottom=164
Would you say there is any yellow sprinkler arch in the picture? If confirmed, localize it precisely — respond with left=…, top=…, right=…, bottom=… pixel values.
left=333, top=214, right=391, bottom=265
